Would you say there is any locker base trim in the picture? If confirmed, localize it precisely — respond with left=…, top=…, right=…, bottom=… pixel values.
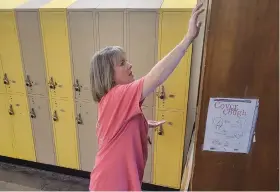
left=0, top=155, right=177, bottom=191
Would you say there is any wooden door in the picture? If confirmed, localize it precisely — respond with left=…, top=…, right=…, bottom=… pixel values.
left=68, top=11, right=95, bottom=102
left=16, top=11, right=48, bottom=96
left=76, top=101, right=98, bottom=171
left=191, top=0, right=279, bottom=190
left=29, top=95, right=56, bottom=165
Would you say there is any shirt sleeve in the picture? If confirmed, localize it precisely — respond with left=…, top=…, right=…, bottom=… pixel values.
left=112, top=77, right=145, bottom=117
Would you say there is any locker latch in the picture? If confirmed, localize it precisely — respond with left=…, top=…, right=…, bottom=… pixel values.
left=76, top=113, right=83, bottom=125
left=74, top=79, right=81, bottom=92
left=49, top=77, right=57, bottom=89
left=159, top=85, right=165, bottom=100
left=8, top=105, right=14, bottom=115
left=3, top=73, right=9, bottom=85
left=53, top=110, right=58, bottom=121
left=25, top=75, right=32, bottom=87
left=30, top=108, right=36, bottom=118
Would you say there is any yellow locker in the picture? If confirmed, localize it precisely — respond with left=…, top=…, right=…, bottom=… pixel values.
left=40, top=0, right=76, bottom=99
left=0, top=94, right=14, bottom=158
left=39, top=0, right=79, bottom=169
left=154, top=110, right=186, bottom=188
left=0, top=2, right=28, bottom=95
left=156, top=11, right=192, bottom=111
left=0, top=57, right=6, bottom=94
left=8, top=94, right=36, bottom=162
left=51, top=99, right=79, bottom=169
left=154, top=0, right=196, bottom=189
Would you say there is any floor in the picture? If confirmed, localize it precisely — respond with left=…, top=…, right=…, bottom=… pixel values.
left=0, top=162, right=89, bottom=191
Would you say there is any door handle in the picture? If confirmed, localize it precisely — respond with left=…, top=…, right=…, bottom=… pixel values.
left=25, top=75, right=32, bottom=87
left=76, top=113, right=83, bottom=125
left=74, top=79, right=81, bottom=92
left=52, top=110, right=58, bottom=121
left=8, top=104, right=14, bottom=115
left=30, top=108, right=36, bottom=118
left=49, top=77, right=57, bottom=89
left=3, top=73, right=9, bottom=85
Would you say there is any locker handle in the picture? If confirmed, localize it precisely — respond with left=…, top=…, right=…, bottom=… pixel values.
left=3, top=73, right=9, bottom=85
left=25, top=75, right=32, bottom=87
left=8, top=105, right=14, bottom=115
left=53, top=110, right=58, bottom=121
left=49, top=77, right=57, bottom=89
left=30, top=108, right=36, bottom=118
left=159, top=85, right=165, bottom=100
left=157, top=125, right=164, bottom=135
left=76, top=113, right=83, bottom=125
left=74, top=79, right=81, bottom=92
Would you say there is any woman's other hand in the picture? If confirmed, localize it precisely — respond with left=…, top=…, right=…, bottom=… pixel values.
left=148, top=120, right=166, bottom=128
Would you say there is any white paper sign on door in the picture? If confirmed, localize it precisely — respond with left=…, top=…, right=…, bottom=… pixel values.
left=203, top=98, right=259, bottom=154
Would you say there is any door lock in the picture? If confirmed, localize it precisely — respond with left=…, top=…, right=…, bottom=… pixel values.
left=8, top=104, right=14, bottom=115
left=76, top=113, right=83, bottom=125
left=30, top=108, right=36, bottom=118
left=53, top=110, right=58, bottom=121
left=49, top=77, right=57, bottom=89
left=3, top=73, right=9, bottom=85
left=25, top=75, right=32, bottom=87
left=74, top=79, right=81, bottom=92
left=159, top=85, right=165, bottom=100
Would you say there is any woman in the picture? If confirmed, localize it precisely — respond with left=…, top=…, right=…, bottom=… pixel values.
left=89, top=2, right=204, bottom=191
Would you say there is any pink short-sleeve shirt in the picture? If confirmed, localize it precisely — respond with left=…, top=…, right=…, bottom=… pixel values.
left=89, top=78, right=148, bottom=191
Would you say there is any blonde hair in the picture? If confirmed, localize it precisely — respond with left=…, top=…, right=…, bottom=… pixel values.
left=90, top=46, right=125, bottom=102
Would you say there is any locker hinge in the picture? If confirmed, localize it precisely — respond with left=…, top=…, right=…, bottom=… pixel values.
left=30, top=108, right=36, bottom=118
left=25, top=75, right=32, bottom=87
left=49, top=77, right=57, bottom=89
left=159, top=85, right=165, bottom=100
left=76, top=113, right=83, bottom=125
left=52, top=110, right=58, bottom=121
left=8, top=104, right=14, bottom=115
left=74, top=79, right=81, bottom=92
left=3, top=73, right=9, bottom=85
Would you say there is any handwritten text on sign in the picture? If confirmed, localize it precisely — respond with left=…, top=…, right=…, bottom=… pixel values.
left=203, top=98, right=259, bottom=154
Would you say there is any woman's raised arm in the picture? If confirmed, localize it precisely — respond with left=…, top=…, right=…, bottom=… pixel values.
left=141, top=2, right=204, bottom=99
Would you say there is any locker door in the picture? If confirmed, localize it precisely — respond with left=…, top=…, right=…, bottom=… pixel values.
left=0, top=94, right=14, bottom=158
left=0, top=57, right=6, bottom=94
left=154, top=110, right=186, bottom=189
left=40, top=11, right=73, bottom=99
left=0, top=11, right=26, bottom=94
left=128, top=11, right=157, bottom=107
left=157, top=12, right=192, bottom=110
left=51, top=99, right=79, bottom=169
left=76, top=101, right=98, bottom=171
left=142, top=106, right=154, bottom=183
left=9, top=94, right=36, bottom=162
left=68, top=11, right=95, bottom=101
left=29, top=95, right=56, bottom=165
left=16, top=11, right=48, bottom=96
left=97, top=11, right=124, bottom=49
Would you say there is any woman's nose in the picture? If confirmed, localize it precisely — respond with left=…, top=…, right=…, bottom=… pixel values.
left=128, top=63, right=132, bottom=69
